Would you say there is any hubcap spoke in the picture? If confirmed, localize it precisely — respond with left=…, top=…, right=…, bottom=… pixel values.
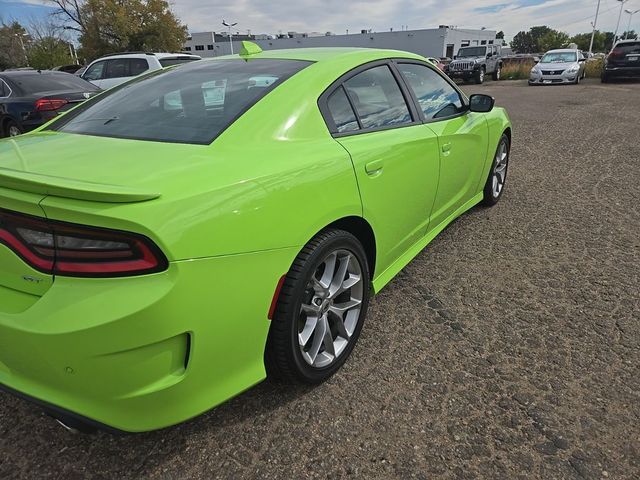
left=298, top=248, right=364, bottom=368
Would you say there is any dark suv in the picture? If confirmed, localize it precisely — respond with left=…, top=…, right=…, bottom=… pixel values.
left=447, top=45, right=503, bottom=84
left=602, top=40, right=640, bottom=82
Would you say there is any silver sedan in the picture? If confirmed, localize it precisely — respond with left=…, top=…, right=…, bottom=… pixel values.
left=529, top=49, right=586, bottom=85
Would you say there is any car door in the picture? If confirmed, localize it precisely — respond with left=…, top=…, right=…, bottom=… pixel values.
left=320, top=62, right=441, bottom=273
left=82, top=60, right=107, bottom=88
left=395, top=61, right=489, bottom=228
left=100, top=58, right=133, bottom=89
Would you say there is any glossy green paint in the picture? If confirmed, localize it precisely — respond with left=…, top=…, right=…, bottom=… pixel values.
left=0, top=47, right=511, bottom=431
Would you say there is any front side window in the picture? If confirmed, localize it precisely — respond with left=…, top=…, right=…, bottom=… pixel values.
left=343, top=65, right=411, bottom=130
left=326, top=86, right=359, bottom=133
left=50, top=59, right=311, bottom=144
left=84, top=61, right=106, bottom=81
left=398, top=63, right=464, bottom=120
left=106, top=58, right=130, bottom=79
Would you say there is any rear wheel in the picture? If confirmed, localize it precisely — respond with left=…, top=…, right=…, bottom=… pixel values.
left=4, top=119, right=22, bottom=137
left=266, top=229, right=371, bottom=384
left=482, top=134, right=510, bottom=207
left=492, top=65, right=501, bottom=81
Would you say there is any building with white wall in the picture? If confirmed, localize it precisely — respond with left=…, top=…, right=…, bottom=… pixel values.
left=183, top=26, right=497, bottom=59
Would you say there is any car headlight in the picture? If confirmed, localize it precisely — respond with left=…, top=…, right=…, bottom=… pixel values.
left=531, top=67, right=540, bottom=74
left=567, top=65, right=579, bottom=73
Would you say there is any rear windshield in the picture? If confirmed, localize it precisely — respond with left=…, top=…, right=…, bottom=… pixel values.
left=614, top=42, right=640, bottom=54
left=50, top=59, right=311, bottom=144
left=10, top=72, right=98, bottom=94
left=159, top=57, right=200, bottom=67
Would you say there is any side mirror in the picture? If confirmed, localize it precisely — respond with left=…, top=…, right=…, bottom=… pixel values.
left=578, top=58, right=586, bottom=62
left=486, top=53, right=491, bottom=59
left=468, top=94, right=495, bottom=113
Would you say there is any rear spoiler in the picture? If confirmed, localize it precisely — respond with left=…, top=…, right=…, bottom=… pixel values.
left=0, top=167, right=160, bottom=203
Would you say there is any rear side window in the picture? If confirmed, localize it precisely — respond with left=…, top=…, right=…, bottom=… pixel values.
left=398, top=63, right=464, bottom=120
left=50, top=59, right=311, bottom=144
left=129, top=58, right=149, bottom=76
left=326, top=87, right=359, bottom=133
left=343, top=65, right=412, bottom=129
left=8, top=73, right=98, bottom=94
left=159, top=57, right=199, bottom=68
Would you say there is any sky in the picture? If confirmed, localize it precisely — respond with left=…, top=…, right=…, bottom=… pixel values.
left=1, top=0, right=638, bottom=40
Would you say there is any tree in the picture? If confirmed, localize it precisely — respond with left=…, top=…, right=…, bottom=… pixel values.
left=496, top=31, right=504, bottom=39
left=49, top=0, right=187, bottom=61
left=511, top=30, right=536, bottom=53
left=0, top=20, right=29, bottom=69
left=621, top=31, right=637, bottom=40
left=538, top=30, right=570, bottom=52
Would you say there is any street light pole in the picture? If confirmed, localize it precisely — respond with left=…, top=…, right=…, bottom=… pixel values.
left=625, top=9, right=640, bottom=39
left=588, top=0, right=601, bottom=54
left=612, top=0, right=629, bottom=48
left=222, top=20, right=238, bottom=55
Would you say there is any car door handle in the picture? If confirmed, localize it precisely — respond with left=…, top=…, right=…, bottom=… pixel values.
left=365, top=160, right=384, bottom=175
left=442, top=143, right=452, bottom=154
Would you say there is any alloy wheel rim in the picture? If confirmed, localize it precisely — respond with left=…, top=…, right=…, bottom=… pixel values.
left=9, top=126, right=20, bottom=137
left=480, top=70, right=485, bottom=82
left=496, top=68, right=500, bottom=80
left=298, top=249, right=363, bottom=368
left=492, top=140, right=508, bottom=197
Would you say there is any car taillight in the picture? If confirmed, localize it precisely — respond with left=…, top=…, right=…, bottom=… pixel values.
left=0, top=208, right=168, bottom=277
left=35, top=98, right=69, bottom=111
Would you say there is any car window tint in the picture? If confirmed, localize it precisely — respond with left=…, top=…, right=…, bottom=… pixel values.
left=106, top=58, right=129, bottom=79
left=129, top=58, right=149, bottom=76
left=0, top=80, right=7, bottom=97
left=615, top=42, right=640, bottom=54
left=84, top=61, right=106, bottom=81
left=159, top=58, right=199, bottom=67
left=344, top=65, right=411, bottom=129
left=327, top=86, right=359, bottom=133
left=398, top=63, right=464, bottom=120
left=51, top=59, right=311, bottom=144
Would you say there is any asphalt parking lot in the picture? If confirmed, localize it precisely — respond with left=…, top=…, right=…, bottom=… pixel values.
left=1, top=78, right=639, bottom=479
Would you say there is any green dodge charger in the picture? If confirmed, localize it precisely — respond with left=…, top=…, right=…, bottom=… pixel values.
left=0, top=42, right=512, bottom=433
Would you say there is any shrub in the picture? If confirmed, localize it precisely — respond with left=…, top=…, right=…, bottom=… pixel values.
left=500, top=62, right=535, bottom=80
left=585, top=59, right=604, bottom=78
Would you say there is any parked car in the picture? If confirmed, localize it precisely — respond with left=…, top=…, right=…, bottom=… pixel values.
left=80, top=52, right=201, bottom=89
left=52, top=64, right=84, bottom=74
left=447, top=44, right=503, bottom=84
left=529, top=49, right=586, bottom=85
left=602, top=40, right=640, bottom=82
left=0, top=70, right=100, bottom=137
left=0, top=42, right=512, bottom=433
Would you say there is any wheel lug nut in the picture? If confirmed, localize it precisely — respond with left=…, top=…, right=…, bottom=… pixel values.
left=314, top=298, right=322, bottom=306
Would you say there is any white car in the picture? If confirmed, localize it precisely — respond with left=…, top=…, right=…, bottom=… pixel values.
left=529, top=49, right=587, bottom=85
left=80, top=52, right=201, bottom=89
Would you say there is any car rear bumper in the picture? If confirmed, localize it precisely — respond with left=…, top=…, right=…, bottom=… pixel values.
left=0, top=247, right=297, bottom=432
left=603, top=66, right=640, bottom=78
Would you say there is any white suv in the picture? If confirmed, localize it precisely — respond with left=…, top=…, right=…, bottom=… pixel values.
left=80, top=52, right=201, bottom=89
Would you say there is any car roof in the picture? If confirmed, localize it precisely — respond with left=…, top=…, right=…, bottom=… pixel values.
left=545, top=49, right=579, bottom=53
left=208, top=47, right=424, bottom=64
left=0, top=70, right=69, bottom=76
left=93, top=52, right=201, bottom=60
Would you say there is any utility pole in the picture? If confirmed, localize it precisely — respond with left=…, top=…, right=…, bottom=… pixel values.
left=625, top=9, right=640, bottom=39
left=588, top=0, right=601, bottom=54
left=222, top=19, right=238, bottom=55
left=612, top=0, right=629, bottom=49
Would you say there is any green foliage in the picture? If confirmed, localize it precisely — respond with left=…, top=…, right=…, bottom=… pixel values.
left=0, top=21, right=29, bottom=70
left=500, top=62, right=533, bottom=80
left=51, top=0, right=188, bottom=61
left=28, top=37, right=73, bottom=69
left=538, top=30, right=570, bottom=52
left=511, top=31, right=536, bottom=53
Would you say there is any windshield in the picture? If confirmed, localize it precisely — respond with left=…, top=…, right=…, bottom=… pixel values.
left=9, top=72, right=98, bottom=94
left=457, top=47, right=487, bottom=58
left=541, top=52, right=577, bottom=63
left=49, top=59, right=311, bottom=145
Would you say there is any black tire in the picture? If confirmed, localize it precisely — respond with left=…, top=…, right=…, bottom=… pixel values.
left=482, top=133, right=510, bottom=207
left=266, top=229, right=371, bottom=384
left=4, top=119, right=23, bottom=137
left=475, top=67, right=486, bottom=84
left=601, top=73, right=609, bottom=83
left=492, top=65, right=501, bottom=81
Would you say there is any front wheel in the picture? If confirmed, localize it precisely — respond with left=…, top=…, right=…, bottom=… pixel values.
left=475, top=67, right=485, bottom=84
left=266, top=229, right=371, bottom=384
left=492, top=66, right=501, bottom=81
left=482, top=133, right=510, bottom=207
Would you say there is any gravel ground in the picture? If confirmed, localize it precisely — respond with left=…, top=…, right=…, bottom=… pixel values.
left=1, top=78, right=639, bottom=479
